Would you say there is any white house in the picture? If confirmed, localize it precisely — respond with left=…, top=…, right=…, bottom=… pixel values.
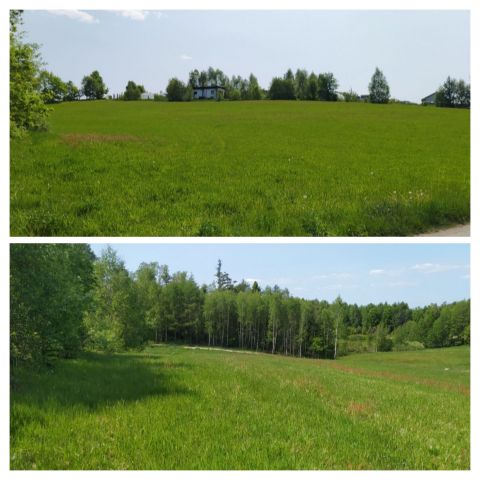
left=193, top=85, right=225, bottom=100
left=421, top=92, right=437, bottom=105
left=140, top=92, right=155, bottom=100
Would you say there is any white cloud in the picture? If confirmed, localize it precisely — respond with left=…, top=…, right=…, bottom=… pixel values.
left=47, top=10, right=98, bottom=24
left=369, top=269, right=385, bottom=275
left=411, top=263, right=462, bottom=274
left=116, top=10, right=149, bottom=21
left=180, top=54, right=193, bottom=61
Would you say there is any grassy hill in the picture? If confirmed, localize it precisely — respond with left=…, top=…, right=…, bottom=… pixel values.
left=10, top=345, right=470, bottom=469
left=10, top=101, right=469, bottom=236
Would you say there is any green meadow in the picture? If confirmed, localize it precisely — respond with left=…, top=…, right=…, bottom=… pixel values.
left=10, top=100, right=469, bottom=236
left=10, top=345, right=470, bottom=470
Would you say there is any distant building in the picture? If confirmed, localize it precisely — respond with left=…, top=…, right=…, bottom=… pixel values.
left=193, top=84, right=225, bottom=100
left=359, top=94, right=370, bottom=102
left=421, top=92, right=437, bottom=105
left=140, top=92, right=155, bottom=100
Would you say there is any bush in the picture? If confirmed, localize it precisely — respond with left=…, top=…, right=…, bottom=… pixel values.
left=393, top=341, right=425, bottom=352
left=343, top=89, right=359, bottom=102
left=166, top=78, right=191, bottom=102
left=377, top=337, right=393, bottom=352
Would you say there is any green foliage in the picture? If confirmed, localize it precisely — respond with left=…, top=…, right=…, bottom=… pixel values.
left=9, top=10, right=50, bottom=137
left=269, top=75, right=296, bottom=100
left=64, top=80, right=80, bottom=101
left=10, top=244, right=95, bottom=366
left=456, top=80, right=470, bottom=108
left=81, top=70, right=108, bottom=100
left=369, top=67, right=390, bottom=104
left=318, top=72, right=338, bottom=101
left=84, top=247, right=144, bottom=352
left=436, top=77, right=470, bottom=108
left=393, top=340, right=425, bottom=352
left=228, top=89, right=241, bottom=101
left=306, top=73, right=318, bottom=100
left=294, top=69, right=308, bottom=100
left=10, top=101, right=469, bottom=236
left=375, top=322, right=392, bottom=352
left=247, top=74, right=263, bottom=100
left=343, top=89, right=360, bottom=102
left=38, top=70, right=67, bottom=104
left=166, top=78, right=190, bottom=101
left=161, top=272, right=204, bottom=342
left=10, top=345, right=470, bottom=469
left=9, top=244, right=470, bottom=369
left=123, top=81, right=145, bottom=101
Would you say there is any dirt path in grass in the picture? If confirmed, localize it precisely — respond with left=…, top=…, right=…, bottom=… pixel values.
left=184, top=346, right=258, bottom=354
left=418, top=223, right=470, bottom=237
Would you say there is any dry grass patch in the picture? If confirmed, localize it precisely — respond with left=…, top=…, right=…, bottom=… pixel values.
left=61, top=133, right=140, bottom=146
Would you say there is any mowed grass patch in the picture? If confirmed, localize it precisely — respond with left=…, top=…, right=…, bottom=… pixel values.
left=10, top=101, right=469, bottom=236
left=10, top=346, right=470, bottom=469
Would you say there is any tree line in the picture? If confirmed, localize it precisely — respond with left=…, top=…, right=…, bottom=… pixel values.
left=434, top=76, right=470, bottom=108
left=37, top=70, right=109, bottom=103
left=11, top=9, right=470, bottom=138
left=11, top=244, right=470, bottom=367
left=164, top=66, right=391, bottom=103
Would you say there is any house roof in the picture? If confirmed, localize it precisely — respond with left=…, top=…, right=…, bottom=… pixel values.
left=193, top=85, right=225, bottom=90
left=421, top=92, right=437, bottom=102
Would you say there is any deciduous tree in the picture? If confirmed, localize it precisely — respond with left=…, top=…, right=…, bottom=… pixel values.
left=318, top=72, right=338, bottom=101
left=81, top=70, right=108, bottom=100
left=369, top=67, right=390, bottom=104
left=10, top=10, right=50, bottom=136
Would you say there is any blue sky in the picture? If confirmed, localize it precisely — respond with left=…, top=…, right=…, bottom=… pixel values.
left=89, top=244, right=469, bottom=307
left=22, top=10, right=470, bottom=102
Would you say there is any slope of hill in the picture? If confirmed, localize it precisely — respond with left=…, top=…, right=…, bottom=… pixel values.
left=10, top=345, right=470, bottom=469
left=10, top=101, right=469, bottom=236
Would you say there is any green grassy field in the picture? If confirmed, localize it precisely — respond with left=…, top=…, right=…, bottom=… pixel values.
left=10, top=345, right=470, bottom=470
left=10, top=101, right=469, bottom=236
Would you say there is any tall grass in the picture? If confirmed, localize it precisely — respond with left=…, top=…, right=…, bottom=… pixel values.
left=10, top=101, right=469, bottom=236
left=10, top=345, right=470, bottom=469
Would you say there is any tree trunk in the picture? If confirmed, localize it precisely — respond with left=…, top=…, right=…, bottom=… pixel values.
left=334, top=322, right=338, bottom=360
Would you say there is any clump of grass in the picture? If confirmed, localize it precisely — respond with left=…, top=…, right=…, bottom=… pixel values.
left=11, top=101, right=469, bottom=236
